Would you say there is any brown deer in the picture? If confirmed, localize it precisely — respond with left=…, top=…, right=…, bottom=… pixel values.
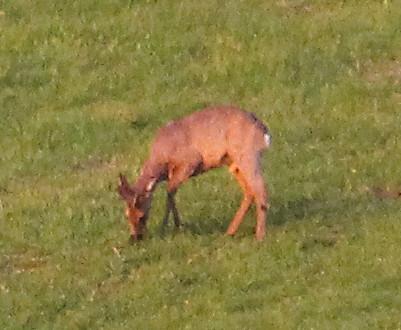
left=117, top=106, right=272, bottom=241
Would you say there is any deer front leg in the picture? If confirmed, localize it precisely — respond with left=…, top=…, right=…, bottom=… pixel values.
left=169, top=192, right=181, bottom=227
left=161, top=191, right=181, bottom=229
left=161, top=192, right=172, bottom=227
left=165, top=191, right=181, bottom=227
left=165, top=160, right=199, bottom=228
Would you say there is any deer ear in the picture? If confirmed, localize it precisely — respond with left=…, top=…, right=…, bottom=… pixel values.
left=119, top=173, right=129, bottom=188
left=118, top=174, right=136, bottom=202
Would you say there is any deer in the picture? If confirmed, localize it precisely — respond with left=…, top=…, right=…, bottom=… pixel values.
left=117, top=105, right=272, bottom=241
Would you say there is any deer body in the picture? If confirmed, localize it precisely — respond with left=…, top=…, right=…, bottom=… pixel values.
left=118, top=106, right=271, bottom=241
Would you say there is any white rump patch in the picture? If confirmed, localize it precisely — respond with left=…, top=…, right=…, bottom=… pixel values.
left=264, top=133, right=271, bottom=147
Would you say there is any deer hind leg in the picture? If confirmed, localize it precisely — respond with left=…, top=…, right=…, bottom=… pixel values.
left=226, top=164, right=254, bottom=237
left=245, top=165, right=268, bottom=241
left=251, top=173, right=268, bottom=241
left=230, top=156, right=269, bottom=241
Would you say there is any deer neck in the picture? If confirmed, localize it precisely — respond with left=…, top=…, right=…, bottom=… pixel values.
left=134, top=160, right=166, bottom=196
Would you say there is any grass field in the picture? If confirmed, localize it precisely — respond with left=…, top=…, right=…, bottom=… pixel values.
left=1, top=0, right=401, bottom=328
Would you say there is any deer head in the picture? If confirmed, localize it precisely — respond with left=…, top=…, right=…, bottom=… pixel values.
left=117, top=174, right=151, bottom=241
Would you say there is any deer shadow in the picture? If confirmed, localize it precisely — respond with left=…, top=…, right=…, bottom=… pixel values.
left=269, top=196, right=357, bottom=226
left=156, top=193, right=371, bottom=238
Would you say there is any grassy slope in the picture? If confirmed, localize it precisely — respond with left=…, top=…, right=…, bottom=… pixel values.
left=1, top=0, right=401, bottom=328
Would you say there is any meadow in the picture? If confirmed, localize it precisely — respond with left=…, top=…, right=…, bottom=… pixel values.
left=1, top=0, right=401, bottom=328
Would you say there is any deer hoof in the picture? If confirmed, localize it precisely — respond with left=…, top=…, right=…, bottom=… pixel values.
left=255, top=232, right=265, bottom=241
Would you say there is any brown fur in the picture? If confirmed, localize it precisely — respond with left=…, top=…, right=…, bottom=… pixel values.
left=118, top=106, right=272, bottom=241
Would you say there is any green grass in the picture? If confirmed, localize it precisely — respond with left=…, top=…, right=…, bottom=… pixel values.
left=1, top=0, right=401, bottom=328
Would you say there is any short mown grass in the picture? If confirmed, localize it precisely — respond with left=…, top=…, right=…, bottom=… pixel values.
left=1, top=0, right=401, bottom=329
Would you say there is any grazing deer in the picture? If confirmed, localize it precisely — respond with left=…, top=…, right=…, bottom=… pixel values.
left=118, top=106, right=272, bottom=241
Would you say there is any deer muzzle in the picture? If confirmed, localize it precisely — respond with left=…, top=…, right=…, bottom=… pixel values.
left=129, top=233, right=144, bottom=243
